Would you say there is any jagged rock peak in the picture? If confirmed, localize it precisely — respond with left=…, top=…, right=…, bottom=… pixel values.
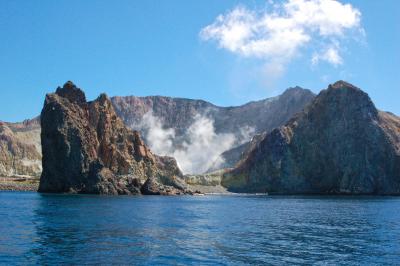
left=97, top=93, right=109, bottom=102
left=55, top=81, right=87, bottom=104
left=330, top=80, right=360, bottom=90
left=310, top=80, right=378, bottom=120
left=280, top=86, right=314, bottom=98
left=284, top=86, right=308, bottom=92
left=39, top=82, right=188, bottom=195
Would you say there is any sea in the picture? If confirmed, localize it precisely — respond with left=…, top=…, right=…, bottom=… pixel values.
left=0, top=192, right=399, bottom=265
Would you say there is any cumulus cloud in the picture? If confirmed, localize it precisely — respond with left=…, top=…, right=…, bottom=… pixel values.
left=200, top=0, right=363, bottom=73
left=137, top=111, right=253, bottom=174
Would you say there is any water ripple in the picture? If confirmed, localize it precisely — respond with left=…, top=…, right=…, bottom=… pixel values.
left=0, top=193, right=399, bottom=265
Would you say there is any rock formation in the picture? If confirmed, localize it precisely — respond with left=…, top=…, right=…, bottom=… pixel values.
left=0, top=86, right=315, bottom=178
left=223, top=81, right=400, bottom=195
left=38, top=82, right=189, bottom=195
left=111, top=87, right=314, bottom=138
left=112, top=87, right=315, bottom=171
left=0, top=118, right=41, bottom=177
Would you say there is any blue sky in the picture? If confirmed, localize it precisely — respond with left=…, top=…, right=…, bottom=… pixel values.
left=0, top=0, right=399, bottom=122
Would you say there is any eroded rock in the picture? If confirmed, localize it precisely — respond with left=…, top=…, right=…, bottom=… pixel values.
left=38, top=82, right=188, bottom=195
left=0, top=120, right=41, bottom=177
left=223, top=81, right=400, bottom=195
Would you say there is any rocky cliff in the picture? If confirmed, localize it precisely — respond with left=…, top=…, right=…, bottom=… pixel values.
left=39, top=82, right=189, bottom=195
left=112, top=87, right=315, bottom=172
left=1, top=86, right=314, bottom=177
left=0, top=118, right=41, bottom=177
left=223, top=81, right=400, bottom=195
left=111, top=87, right=314, bottom=138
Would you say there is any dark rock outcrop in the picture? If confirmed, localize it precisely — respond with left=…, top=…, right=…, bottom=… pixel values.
left=223, top=81, right=400, bottom=195
left=140, top=177, right=185, bottom=195
left=38, top=81, right=189, bottom=195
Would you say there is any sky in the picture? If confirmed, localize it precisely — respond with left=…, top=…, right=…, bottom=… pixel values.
left=0, top=0, right=399, bottom=122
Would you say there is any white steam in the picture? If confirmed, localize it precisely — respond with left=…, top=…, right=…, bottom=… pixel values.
left=136, top=111, right=254, bottom=174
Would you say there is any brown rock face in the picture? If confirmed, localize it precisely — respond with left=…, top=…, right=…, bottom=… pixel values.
left=38, top=81, right=188, bottom=195
left=0, top=118, right=41, bottom=177
left=223, top=81, right=400, bottom=195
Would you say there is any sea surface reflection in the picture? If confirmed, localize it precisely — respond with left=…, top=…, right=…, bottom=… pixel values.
left=1, top=192, right=400, bottom=265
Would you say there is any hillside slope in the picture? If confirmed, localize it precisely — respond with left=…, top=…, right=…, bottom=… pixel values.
left=223, top=81, right=400, bottom=195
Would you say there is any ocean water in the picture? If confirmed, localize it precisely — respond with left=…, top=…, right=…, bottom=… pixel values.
left=0, top=192, right=399, bottom=265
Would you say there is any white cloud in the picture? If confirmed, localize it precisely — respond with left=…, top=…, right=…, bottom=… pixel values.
left=312, top=46, right=343, bottom=66
left=200, top=0, right=363, bottom=72
left=137, top=112, right=254, bottom=174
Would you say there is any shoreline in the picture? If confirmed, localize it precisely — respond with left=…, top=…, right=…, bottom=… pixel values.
left=0, top=183, right=233, bottom=195
left=0, top=177, right=234, bottom=194
left=0, top=182, right=39, bottom=192
left=1, top=187, right=399, bottom=197
left=0, top=176, right=39, bottom=192
left=2, top=178, right=399, bottom=196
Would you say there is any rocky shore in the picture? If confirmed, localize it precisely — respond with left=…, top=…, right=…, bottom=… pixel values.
left=0, top=176, right=39, bottom=191
left=0, top=174, right=232, bottom=194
